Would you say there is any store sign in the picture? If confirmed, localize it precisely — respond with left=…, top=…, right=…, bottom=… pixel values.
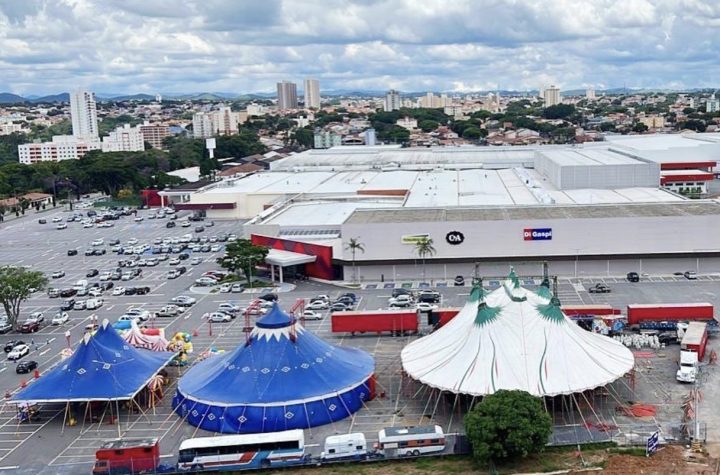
left=446, top=231, right=465, bottom=245
left=401, top=233, right=430, bottom=245
left=523, top=228, right=552, bottom=241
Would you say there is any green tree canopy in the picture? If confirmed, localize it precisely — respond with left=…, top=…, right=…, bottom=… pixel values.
left=216, top=239, right=269, bottom=286
left=418, top=119, right=440, bottom=132
left=464, top=390, right=552, bottom=466
left=0, top=266, right=48, bottom=326
left=542, top=104, right=576, bottom=120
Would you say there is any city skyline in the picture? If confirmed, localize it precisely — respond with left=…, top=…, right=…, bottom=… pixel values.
left=1, top=1, right=720, bottom=95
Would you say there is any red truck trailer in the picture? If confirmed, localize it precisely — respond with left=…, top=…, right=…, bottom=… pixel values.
left=331, top=310, right=418, bottom=335
left=93, top=438, right=160, bottom=475
left=626, top=303, right=714, bottom=326
left=561, top=304, right=620, bottom=316
left=681, top=321, right=708, bottom=361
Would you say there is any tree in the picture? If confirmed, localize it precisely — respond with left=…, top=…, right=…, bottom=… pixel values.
left=418, top=119, right=439, bottom=133
left=216, top=239, right=269, bottom=287
left=0, top=266, right=48, bottom=326
left=293, top=127, right=314, bottom=148
left=464, top=390, right=552, bottom=466
left=542, top=104, right=576, bottom=120
left=345, top=238, right=365, bottom=283
left=632, top=122, right=649, bottom=133
left=462, top=127, right=484, bottom=140
left=414, top=237, right=436, bottom=283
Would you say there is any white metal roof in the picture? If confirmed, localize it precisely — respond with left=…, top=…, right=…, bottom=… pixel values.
left=539, top=149, right=641, bottom=166
left=401, top=277, right=635, bottom=397
left=265, top=249, right=317, bottom=266
left=264, top=201, right=397, bottom=226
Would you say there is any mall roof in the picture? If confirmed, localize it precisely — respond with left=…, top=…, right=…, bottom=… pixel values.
left=538, top=148, right=642, bottom=166
left=345, top=201, right=720, bottom=224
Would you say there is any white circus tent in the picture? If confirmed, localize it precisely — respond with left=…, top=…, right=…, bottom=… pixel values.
left=401, top=271, right=635, bottom=397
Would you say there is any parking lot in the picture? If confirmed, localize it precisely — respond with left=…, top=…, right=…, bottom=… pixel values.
left=1, top=207, right=720, bottom=473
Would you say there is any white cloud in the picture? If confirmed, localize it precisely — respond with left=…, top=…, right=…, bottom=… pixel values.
left=0, top=0, right=718, bottom=94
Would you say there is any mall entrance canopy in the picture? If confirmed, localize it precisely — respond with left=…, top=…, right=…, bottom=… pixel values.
left=265, top=248, right=317, bottom=283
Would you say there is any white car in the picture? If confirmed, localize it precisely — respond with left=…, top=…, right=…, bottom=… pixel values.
left=125, top=308, right=150, bottom=321
left=195, top=277, right=218, bottom=286
left=172, top=295, right=197, bottom=307
left=206, top=312, right=232, bottom=323
left=56, top=223, right=68, bottom=230
left=148, top=213, right=156, bottom=219
left=91, top=239, right=104, bottom=246
left=219, top=283, right=232, bottom=293
left=169, top=258, right=180, bottom=265
left=88, top=287, right=104, bottom=297
left=134, top=216, right=143, bottom=222
left=52, top=270, right=66, bottom=278
left=181, top=221, right=191, bottom=227
left=100, top=272, right=112, bottom=281
left=306, top=300, right=330, bottom=310
left=210, top=244, right=221, bottom=252
left=301, top=310, right=323, bottom=320
left=52, top=312, right=70, bottom=325
left=416, top=302, right=438, bottom=312
left=28, top=311, right=45, bottom=323
left=52, top=216, right=63, bottom=223
left=82, top=222, right=93, bottom=228
left=191, top=257, right=202, bottom=265
left=97, top=221, right=113, bottom=228
left=112, top=287, right=126, bottom=296
left=218, top=303, right=241, bottom=314
left=231, top=283, right=244, bottom=293
left=7, top=344, right=30, bottom=361
left=86, top=298, right=103, bottom=310
left=127, top=238, right=138, bottom=245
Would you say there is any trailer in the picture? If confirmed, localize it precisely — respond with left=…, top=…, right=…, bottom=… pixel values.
left=93, top=438, right=163, bottom=474
left=561, top=304, right=620, bottom=316
left=331, top=310, right=418, bottom=335
left=626, top=303, right=714, bottom=326
left=680, top=321, right=708, bottom=361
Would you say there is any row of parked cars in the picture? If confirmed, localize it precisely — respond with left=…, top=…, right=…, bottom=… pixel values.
left=305, top=293, right=358, bottom=312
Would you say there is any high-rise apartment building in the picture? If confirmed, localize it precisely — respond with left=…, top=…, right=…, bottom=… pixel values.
left=192, top=112, right=214, bottom=139
left=18, top=136, right=100, bottom=164
left=586, top=87, right=596, bottom=100
left=543, top=85, right=561, bottom=107
left=70, top=89, right=99, bottom=139
left=139, top=122, right=171, bottom=149
left=303, top=78, right=321, bottom=109
left=707, top=93, right=719, bottom=113
left=192, top=107, right=242, bottom=138
left=277, top=81, right=298, bottom=110
left=384, top=90, right=401, bottom=111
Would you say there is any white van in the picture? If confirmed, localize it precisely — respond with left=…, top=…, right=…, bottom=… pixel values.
left=73, top=279, right=89, bottom=291
left=85, top=298, right=104, bottom=310
left=321, top=433, right=367, bottom=461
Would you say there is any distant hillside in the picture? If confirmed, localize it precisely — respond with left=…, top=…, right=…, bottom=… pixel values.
left=30, top=93, right=69, bottom=103
left=0, top=92, right=27, bottom=104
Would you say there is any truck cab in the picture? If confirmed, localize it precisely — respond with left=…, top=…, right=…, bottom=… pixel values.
left=676, top=350, right=699, bottom=383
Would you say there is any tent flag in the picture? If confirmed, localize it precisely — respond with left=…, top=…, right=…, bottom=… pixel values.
left=13, top=320, right=175, bottom=403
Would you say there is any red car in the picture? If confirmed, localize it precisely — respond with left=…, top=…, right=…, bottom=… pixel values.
left=19, top=321, right=40, bottom=333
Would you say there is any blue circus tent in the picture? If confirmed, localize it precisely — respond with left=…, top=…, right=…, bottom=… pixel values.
left=174, top=303, right=375, bottom=433
left=13, top=320, right=175, bottom=403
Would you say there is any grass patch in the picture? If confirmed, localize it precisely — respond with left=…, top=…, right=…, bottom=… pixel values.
left=607, top=447, right=647, bottom=457
left=93, top=197, right=142, bottom=208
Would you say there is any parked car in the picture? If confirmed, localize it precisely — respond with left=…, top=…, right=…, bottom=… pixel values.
left=15, top=360, right=38, bottom=374
left=51, top=270, right=65, bottom=279
left=416, top=302, right=438, bottom=312
left=0, top=321, right=12, bottom=334
left=684, top=271, right=698, bottom=280
left=218, top=303, right=241, bottom=314
left=48, top=288, right=60, bottom=298
left=626, top=272, right=640, bottom=282
left=19, top=320, right=40, bottom=333
left=195, top=277, right=218, bottom=286
left=219, top=283, right=232, bottom=293
left=417, top=291, right=440, bottom=303
left=171, top=296, right=197, bottom=307
left=38, top=218, right=47, bottom=224
left=259, top=293, right=278, bottom=302
left=389, top=296, right=413, bottom=308
left=195, top=226, right=205, bottom=233
left=60, top=288, right=77, bottom=298
left=588, top=283, right=611, bottom=293
left=231, top=283, right=244, bottom=293
left=4, top=340, right=25, bottom=353
left=206, top=312, right=232, bottom=323
left=8, top=344, right=30, bottom=360
left=191, top=257, right=202, bottom=265
left=73, top=300, right=87, bottom=310
left=99, top=281, right=114, bottom=291
left=51, top=312, right=70, bottom=325
left=391, top=288, right=414, bottom=298
left=60, top=298, right=76, bottom=310
left=27, top=312, right=44, bottom=323
left=306, top=300, right=330, bottom=310
left=134, top=287, right=151, bottom=295
left=86, top=269, right=99, bottom=277
left=301, top=310, right=323, bottom=321
left=330, top=302, right=351, bottom=312
left=56, top=223, right=67, bottom=230
left=85, top=298, right=104, bottom=310
left=67, top=249, right=78, bottom=256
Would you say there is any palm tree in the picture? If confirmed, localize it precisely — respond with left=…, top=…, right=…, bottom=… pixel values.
left=345, top=238, right=365, bottom=283
left=414, top=237, right=436, bottom=283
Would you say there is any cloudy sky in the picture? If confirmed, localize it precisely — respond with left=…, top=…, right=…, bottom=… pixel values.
left=1, top=0, right=719, bottom=95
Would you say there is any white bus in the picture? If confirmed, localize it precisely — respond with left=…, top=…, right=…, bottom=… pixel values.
left=376, top=425, right=445, bottom=457
left=177, top=429, right=306, bottom=471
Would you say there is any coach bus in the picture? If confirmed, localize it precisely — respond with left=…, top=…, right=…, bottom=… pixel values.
left=376, top=425, right=446, bottom=457
left=177, top=429, right=307, bottom=471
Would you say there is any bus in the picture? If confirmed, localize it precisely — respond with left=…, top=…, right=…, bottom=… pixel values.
left=177, top=429, right=307, bottom=471
left=376, top=425, right=445, bottom=457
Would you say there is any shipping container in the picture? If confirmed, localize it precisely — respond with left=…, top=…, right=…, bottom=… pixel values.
left=681, top=321, right=708, bottom=361
left=93, top=438, right=160, bottom=475
left=331, top=310, right=418, bottom=335
left=561, top=304, right=620, bottom=316
left=626, top=303, right=714, bottom=325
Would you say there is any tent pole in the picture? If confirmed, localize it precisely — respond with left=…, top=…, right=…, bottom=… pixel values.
left=116, top=401, right=122, bottom=438
left=430, top=390, right=442, bottom=423
left=447, top=393, right=459, bottom=433
left=61, top=402, right=69, bottom=434
left=97, top=402, right=109, bottom=434
left=81, top=402, right=89, bottom=433
left=303, top=402, right=312, bottom=437
left=132, top=399, right=153, bottom=425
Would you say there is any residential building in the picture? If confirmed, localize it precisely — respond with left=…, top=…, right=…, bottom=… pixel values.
left=139, top=121, right=171, bottom=149
left=303, top=78, right=321, bottom=109
left=277, top=81, right=298, bottom=110
left=212, top=106, right=240, bottom=136
left=101, top=124, right=145, bottom=152
left=0, top=123, right=23, bottom=135
left=364, top=128, right=377, bottom=146
left=192, top=112, right=214, bottom=138
left=384, top=90, right=401, bottom=111
left=396, top=117, right=418, bottom=130
left=70, top=89, right=99, bottom=139
left=639, top=115, right=665, bottom=129
left=586, top=88, right=596, bottom=100
left=18, top=135, right=100, bottom=164
left=544, top=85, right=561, bottom=107
left=246, top=103, right=268, bottom=116
left=707, top=93, right=720, bottom=113
left=314, top=130, right=342, bottom=149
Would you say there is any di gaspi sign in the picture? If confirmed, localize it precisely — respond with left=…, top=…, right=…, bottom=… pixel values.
left=401, top=233, right=430, bottom=245
left=523, top=228, right=552, bottom=241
